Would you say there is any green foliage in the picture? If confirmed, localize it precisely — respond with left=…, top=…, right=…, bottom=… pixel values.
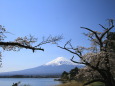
left=57, top=81, right=104, bottom=86
left=69, top=67, right=78, bottom=78
left=61, top=71, right=69, bottom=80
left=89, top=82, right=105, bottom=86
left=61, top=67, right=79, bottom=81
left=57, top=81, right=83, bottom=86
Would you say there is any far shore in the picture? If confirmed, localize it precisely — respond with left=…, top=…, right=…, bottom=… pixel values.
left=0, top=75, right=60, bottom=78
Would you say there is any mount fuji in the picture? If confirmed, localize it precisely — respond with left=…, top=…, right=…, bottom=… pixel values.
left=0, top=57, right=83, bottom=76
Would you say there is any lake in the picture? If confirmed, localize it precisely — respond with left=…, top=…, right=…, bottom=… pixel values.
left=0, top=78, right=62, bottom=86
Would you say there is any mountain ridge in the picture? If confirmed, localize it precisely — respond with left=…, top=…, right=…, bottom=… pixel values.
left=0, top=57, right=83, bottom=76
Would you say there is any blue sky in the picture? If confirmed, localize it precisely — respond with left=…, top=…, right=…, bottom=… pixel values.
left=0, top=0, right=115, bottom=72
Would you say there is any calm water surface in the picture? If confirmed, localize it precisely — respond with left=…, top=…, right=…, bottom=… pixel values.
left=0, top=78, right=61, bottom=86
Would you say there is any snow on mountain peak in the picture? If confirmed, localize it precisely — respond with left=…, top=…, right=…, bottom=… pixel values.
left=44, top=57, right=77, bottom=66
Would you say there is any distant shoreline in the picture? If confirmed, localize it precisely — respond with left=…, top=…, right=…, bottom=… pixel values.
left=0, top=75, right=60, bottom=78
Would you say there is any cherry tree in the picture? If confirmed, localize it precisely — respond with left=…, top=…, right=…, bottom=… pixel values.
left=0, top=25, right=62, bottom=66
left=57, top=19, right=115, bottom=86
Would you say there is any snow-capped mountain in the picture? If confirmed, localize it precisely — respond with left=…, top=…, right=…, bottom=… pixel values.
left=44, top=57, right=77, bottom=66
left=0, top=57, right=83, bottom=76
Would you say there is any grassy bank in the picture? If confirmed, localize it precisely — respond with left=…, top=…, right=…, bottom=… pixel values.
left=57, top=81, right=104, bottom=86
left=57, top=81, right=83, bottom=86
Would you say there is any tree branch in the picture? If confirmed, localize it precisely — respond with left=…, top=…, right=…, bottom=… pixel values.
left=64, top=40, right=71, bottom=48
left=88, top=35, right=100, bottom=45
left=35, top=35, right=63, bottom=47
left=58, top=45, right=98, bottom=70
left=81, top=27, right=104, bottom=49
left=57, top=45, right=83, bottom=59
left=0, top=42, right=44, bottom=52
left=81, top=27, right=102, bottom=46
left=99, top=24, right=107, bottom=30
left=71, top=56, right=86, bottom=64
left=100, top=25, right=114, bottom=40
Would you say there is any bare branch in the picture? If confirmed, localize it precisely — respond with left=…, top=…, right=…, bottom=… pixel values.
left=81, top=27, right=102, bottom=47
left=81, top=27, right=95, bottom=33
left=71, top=56, right=86, bottom=64
left=100, top=24, right=114, bottom=40
left=35, top=35, right=63, bottom=47
left=58, top=45, right=98, bottom=70
left=64, top=40, right=71, bottom=48
left=88, top=35, right=100, bottom=45
left=99, top=24, right=107, bottom=30
left=57, top=45, right=79, bottom=56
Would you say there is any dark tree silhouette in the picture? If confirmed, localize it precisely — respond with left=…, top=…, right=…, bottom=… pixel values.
left=0, top=25, right=62, bottom=66
left=57, top=19, right=115, bottom=86
left=61, top=71, right=69, bottom=80
left=69, top=67, right=79, bottom=78
left=61, top=67, right=79, bottom=80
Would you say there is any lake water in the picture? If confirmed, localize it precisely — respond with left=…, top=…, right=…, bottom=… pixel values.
left=0, top=78, right=62, bottom=86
